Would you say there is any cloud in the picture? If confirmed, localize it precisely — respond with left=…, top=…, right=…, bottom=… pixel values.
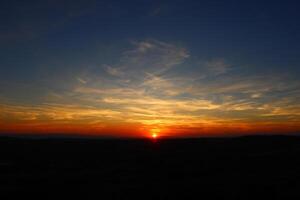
left=196, top=59, right=231, bottom=76
left=0, top=103, right=121, bottom=123
left=1, top=38, right=300, bottom=136
left=74, top=86, right=145, bottom=97
left=67, top=42, right=300, bottom=131
left=101, top=96, right=219, bottom=110
left=251, top=93, right=262, bottom=98
left=104, top=64, right=123, bottom=77
left=141, top=73, right=183, bottom=96
left=77, top=77, right=87, bottom=84
left=120, top=39, right=189, bottom=76
left=204, top=59, right=231, bottom=75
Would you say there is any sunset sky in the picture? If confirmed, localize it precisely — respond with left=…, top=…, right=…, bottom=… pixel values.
left=0, top=0, right=300, bottom=137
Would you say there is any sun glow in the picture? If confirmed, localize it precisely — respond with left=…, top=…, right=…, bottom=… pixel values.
left=152, top=133, right=157, bottom=139
left=150, top=128, right=160, bottom=139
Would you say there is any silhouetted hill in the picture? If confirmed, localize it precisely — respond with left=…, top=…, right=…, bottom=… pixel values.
left=0, top=135, right=300, bottom=199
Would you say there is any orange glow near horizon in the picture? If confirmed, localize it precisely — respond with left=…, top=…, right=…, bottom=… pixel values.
left=1, top=95, right=300, bottom=138
left=0, top=120, right=300, bottom=138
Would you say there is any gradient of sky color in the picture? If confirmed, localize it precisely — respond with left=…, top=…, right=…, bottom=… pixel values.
left=0, top=0, right=300, bottom=137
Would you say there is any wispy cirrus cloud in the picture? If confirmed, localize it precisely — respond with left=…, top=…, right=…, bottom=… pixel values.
left=105, top=39, right=189, bottom=79
left=202, top=59, right=231, bottom=75
left=1, top=38, right=300, bottom=136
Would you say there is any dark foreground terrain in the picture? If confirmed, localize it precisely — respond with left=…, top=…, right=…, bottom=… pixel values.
left=1, top=135, right=300, bottom=199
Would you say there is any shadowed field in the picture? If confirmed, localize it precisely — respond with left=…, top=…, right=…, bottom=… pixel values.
left=1, top=135, right=300, bottom=199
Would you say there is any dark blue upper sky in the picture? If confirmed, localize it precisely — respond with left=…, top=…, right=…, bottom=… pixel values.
left=2, top=0, right=300, bottom=71
left=1, top=0, right=300, bottom=95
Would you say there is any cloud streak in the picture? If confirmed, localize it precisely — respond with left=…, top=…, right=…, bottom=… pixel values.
left=1, top=39, right=300, bottom=137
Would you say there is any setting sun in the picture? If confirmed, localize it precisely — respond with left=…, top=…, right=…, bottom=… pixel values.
left=152, top=133, right=157, bottom=139
left=150, top=128, right=160, bottom=139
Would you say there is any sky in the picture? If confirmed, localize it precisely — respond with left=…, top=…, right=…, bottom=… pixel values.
left=0, top=0, right=300, bottom=138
